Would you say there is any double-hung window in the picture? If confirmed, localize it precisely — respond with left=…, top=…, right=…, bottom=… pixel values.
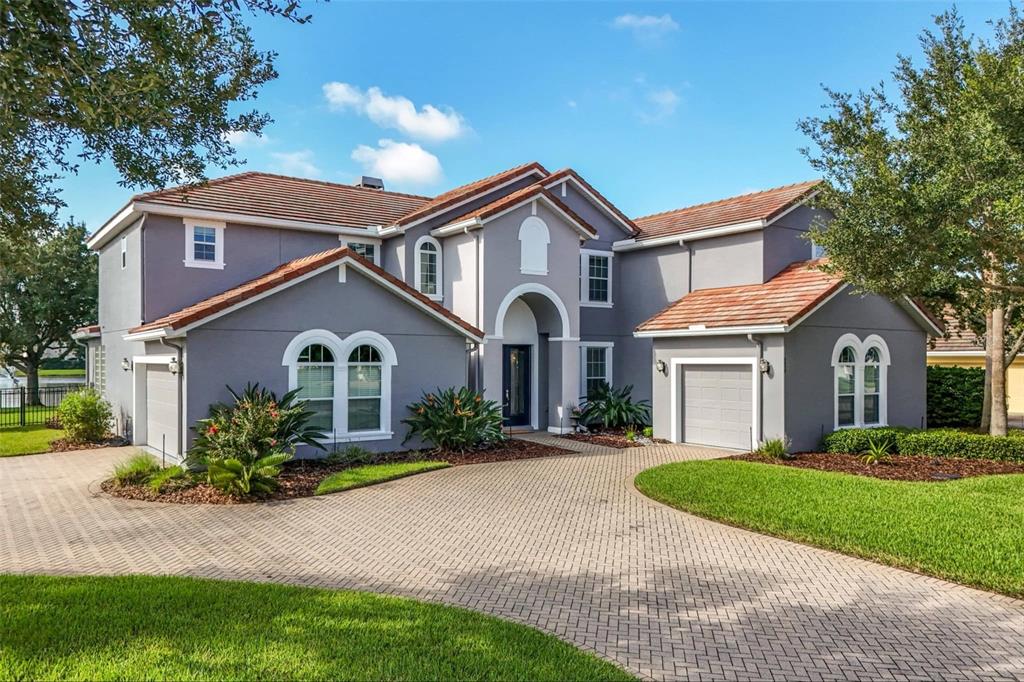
left=347, top=345, right=383, bottom=432
left=415, top=236, right=442, bottom=300
left=580, top=343, right=613, bottom=399
left=342, top=238, right=380, bottom=266
left=184, top=220, right=225, bottom=269
left=296, top=344, right=335, bottom=432
left=580, top=249, right=612, bottom=307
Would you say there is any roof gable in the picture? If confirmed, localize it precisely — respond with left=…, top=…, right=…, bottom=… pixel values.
left=435, top=183, right=598, bottom=238
left=633, top=180, right=820, bottom=241
left=542, top=168, right=638, bottom=236
left=125, top=247, right=483, bottom=341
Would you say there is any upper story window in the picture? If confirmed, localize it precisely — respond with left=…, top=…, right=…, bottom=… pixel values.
left=414, top=235, right=442, bottom=301
left=580, top=249, right=613, bottom=307
left=831, top=334, right=890, bottom=429
left=518, top=216, right=550, bottom=275
left=341, top=238, right=380, bottom=266
left=184, top=220, right=225, bottom=270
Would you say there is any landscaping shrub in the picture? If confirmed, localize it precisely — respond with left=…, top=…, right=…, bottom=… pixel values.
left=927, top=366, right=984, bottom=427
left=578, top=382, right=650, bottom=429
left=820, top=427, right=913, bottom=454
left=754, top=437, right=790, bottom=459
left=188, top=383, right=325, bottom=497
left=148, top=465, right=186, bottom=493
left=403, top=387, right=504, bottom=452
left=860, top=434, right=893, bottom=465
left=111, top=453, right=159, bottom=486
left=821, top=426, right=1024, bottom=462
left=57, top=388, right=112, bottom=443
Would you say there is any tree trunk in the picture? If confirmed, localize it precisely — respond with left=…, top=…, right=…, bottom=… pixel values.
left=981, top=309, right=993, bottom=431
left=24, top=361, right=41, bottom=406
left=990, top=305, right=1008, bottom=436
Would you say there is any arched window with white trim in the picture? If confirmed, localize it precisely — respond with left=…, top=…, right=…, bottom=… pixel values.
left=518, top=216, right=550, bottom=275
left=831, top=334, right=891, bottom=429
left=414, top=236, right=442, bottom=301
left=347, top=344, right=383, bottom=432
left=294, top=342, right=336, bottom=432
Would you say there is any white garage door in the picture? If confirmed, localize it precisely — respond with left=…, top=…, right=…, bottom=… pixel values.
left=682, top=365, right=753, bottom=450
left=146, top=365, right=179, bottom=458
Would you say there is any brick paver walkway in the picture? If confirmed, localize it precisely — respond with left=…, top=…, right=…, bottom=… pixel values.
left=2, top=438, right=1022, bottom=680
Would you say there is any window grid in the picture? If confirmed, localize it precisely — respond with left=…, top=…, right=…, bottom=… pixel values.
left=419, top=244, right=438, bottom=296
left=350, top=242, right=375, bottom=262
left=193, top=226, right=217, bottom=262
left=588, top=255, right=609, bottom=302
left=348, top=345, right=382, bottom=432
left=585, top=346, right=607, bottom=398
left=296, top=344, right=335, bottom=432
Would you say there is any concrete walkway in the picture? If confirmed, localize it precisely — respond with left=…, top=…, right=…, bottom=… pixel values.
left=1, top=437, right=1022, bottom=681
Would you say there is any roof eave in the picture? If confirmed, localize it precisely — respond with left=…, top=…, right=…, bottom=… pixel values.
left=613, top=219, right=766, bottom=252
left=634, top=324, right=788, bottom=338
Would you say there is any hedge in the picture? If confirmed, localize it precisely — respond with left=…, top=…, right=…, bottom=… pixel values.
left=821, top=426, right=1024, bottom=462
left=927, top=366, right=984, bottom=428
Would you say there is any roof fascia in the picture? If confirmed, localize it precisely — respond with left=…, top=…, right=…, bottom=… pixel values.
left=396, top=168, right=548, bottom=231
left=613, top=219, right=766, bottom=252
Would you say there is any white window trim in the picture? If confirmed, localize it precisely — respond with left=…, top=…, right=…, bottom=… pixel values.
left=183, top=219, right=226, bottom=270
left=669, top=357, right=759, bottom=446
left=579, top=342, right=614, bottom=398
left=120, top=236, right=127, bottom=270
left=830, top=333, right=890, bottom=430
left=580, top=248, right=613, bottom=308
left=414, top=235, right=443, bottom=302
left=518, top=216, right=550, bottom=276
left=282, top=329, right=398, bottom=443
left=340, top=235, right=382, bottom=266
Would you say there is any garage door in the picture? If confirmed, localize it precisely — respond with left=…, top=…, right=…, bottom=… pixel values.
left=146, top=365, right=179, bottom=458
left=682, top=365, right=753, bottom=450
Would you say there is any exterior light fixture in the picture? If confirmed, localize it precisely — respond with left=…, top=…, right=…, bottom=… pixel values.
left=655, top=359, right=667, bottom=375
left=168, top=357, right=180, bottom=375
left=121, top=357, right=131, bottom=371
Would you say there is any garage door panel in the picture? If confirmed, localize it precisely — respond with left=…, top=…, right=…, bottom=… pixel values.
left=146, top=365, right=179, bottom=458
left=682, top=364, right=752, bottom=450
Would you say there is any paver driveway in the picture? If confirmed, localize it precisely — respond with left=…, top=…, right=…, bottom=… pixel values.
left=2, top=438, right=1023, bottom=681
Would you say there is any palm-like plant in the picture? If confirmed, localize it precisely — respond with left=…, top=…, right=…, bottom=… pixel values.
left=403, top=387, right=505, bottom=452
left=207, top=453, right=292, bottom=496
left=578, top=382, right=650, bottom=430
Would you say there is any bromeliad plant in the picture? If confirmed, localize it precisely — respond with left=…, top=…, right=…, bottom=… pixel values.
left=578, top=382, right=650, bottom=430
left=187, top=383, right=325, bottom=497
left=403, top=387, right=505, bottom=453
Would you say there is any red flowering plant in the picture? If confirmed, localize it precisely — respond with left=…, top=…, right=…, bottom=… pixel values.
left=187, top=383, right=325, bottom=496
left=402, top=386, right=504, bottom=453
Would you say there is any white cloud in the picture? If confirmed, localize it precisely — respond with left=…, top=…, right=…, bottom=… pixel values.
left=270, top=150, right=321, bottom=178
left=323, top=82, right=466, bottom=142
left=611, top=13, right=679, bottom=44
left=646, top=87, right=680, bottom=119
left=223, top=130, right=270, bottom=148
left=351, top=139, right=442, bottom=186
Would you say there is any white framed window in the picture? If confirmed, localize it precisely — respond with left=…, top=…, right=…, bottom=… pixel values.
left=831, top=333, right=890, bottom=429
left=120, top=236, right=127, bottom=270
left=579, top=342, right=614, bottom=399
left=518, top=216, right=550, bottom=275
left=414, top=235, right=442, bottom=301
left=811, top=240, right=826, bottom=259
left=340, top=236, right=381, bottom=266
left=580, top=249, right=613, bottom=307
left=283, top=329, right=397, bottom=442
left=184, top=220, right=225, bottom=269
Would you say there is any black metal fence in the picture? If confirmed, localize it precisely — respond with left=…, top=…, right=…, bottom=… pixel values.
left=0, top=384, right=83, bottom=429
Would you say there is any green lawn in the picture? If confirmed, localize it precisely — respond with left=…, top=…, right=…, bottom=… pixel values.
left=316, top=460, right=450, bottom=495
left=0, top=425, right=62, bottom=456
left=0, top=575, right=632, bottom=681
left=11, top=368, right=85, bottom=377
left=635, top=460, right=1024, bottom=598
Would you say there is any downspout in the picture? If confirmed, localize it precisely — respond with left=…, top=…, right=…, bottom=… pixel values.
left=473, top=227, right=483, bottom=391
left=747, top=333, right=764, bottom=448
left=158, top=337, right=185, bottom=460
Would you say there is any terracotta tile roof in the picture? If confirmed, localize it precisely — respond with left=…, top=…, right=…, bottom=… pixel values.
left=445, top=182, right=598, bottom=237
left=633, top=180, right=821, bottom=240
left=73, top=324, right=100, bottom=337
left=135, top=172, right=430, bottom=228
left=637, top=258, right=843, bottom=332
left=543, top=168, right=639, bottom=235
left=128, top=248, right=484, bottom=339
left=930, top=307, right=982, bottom=352
left=392, top=161, right=548, bottom=227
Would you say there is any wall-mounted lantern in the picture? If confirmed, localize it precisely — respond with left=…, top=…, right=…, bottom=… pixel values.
left=168, top=357, right=180, bottom=375
left=655, top=359, right=667, bottom=375
left=121, top=357, right=131, bottom=372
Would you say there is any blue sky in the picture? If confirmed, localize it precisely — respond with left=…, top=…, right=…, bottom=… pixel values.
left=62, top=1, right=1004, bottom=232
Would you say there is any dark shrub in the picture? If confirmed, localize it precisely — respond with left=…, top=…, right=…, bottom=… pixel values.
left=57, top=387, right=112, bottom=443
left=578, top=382, right=650, bottom=429
left=822, top=426, right=1024, bottom=462
left=403, top=387, right=504, bottom=452
left=927, top=365, right=984, bottom=428
left=821, top=426, right=914, bottom=454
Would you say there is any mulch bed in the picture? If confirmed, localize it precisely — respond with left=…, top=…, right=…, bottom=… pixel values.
left=102, top=438, right=574, bottom=505
left=561, top=428, right=665, bottom=449
left=733, top=451, right=1024, bottom=482
left=50, top=436, right=129, bottom=452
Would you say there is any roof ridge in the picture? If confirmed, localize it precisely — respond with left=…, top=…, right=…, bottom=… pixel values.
left=633, top=179, right=821, bottom=223
left=137, top=171, right=432, bottom=203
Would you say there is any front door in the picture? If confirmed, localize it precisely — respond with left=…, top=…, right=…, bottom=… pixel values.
left=502, top=345, right=531, bottom=427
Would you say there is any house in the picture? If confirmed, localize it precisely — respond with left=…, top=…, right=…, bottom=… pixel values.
left=81, top=163, right=941, bottom=459
left=927, top=311, right=1024, bottom=416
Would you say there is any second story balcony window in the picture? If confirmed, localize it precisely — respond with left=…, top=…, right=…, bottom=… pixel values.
left=414, top=236, right=443, bottom=301
left=184, top=220, right=225, bottom=270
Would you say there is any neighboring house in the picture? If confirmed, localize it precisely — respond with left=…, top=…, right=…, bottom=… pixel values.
left=82, top=163, right=941, bottom=460
left=927, top=312, right=1024, bottom=415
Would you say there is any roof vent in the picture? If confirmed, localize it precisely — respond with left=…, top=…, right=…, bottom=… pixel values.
left=357, top=176, right=384, bottom=190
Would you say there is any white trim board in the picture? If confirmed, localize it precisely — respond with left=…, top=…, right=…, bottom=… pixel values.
left=668, top=356, right=759, bottom=447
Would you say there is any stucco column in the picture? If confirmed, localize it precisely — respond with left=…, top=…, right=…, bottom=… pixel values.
left=547, top=338, right=579, bottom=434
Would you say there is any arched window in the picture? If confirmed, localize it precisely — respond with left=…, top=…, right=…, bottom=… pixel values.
left=296, top=343, right=335, bottom=431
left=414, top=236, right=442, bottom=301
left=347, top=344, right=383, bottom=432
left=831, top=334, right=891, bottom=429
left=518, top=216, right=550, bottom=275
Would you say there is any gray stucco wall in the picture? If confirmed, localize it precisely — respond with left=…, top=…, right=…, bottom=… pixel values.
left=97, top=218, right=144, bottom=433
left=556, top=181, right=632, bottom=248
left=443, top=229, right=481, bottom=329
left=689, top=231, right=764, bottom=290
left=142, top=214, right=339, bottom=321
left=762, top=205, right=822, bottom=281
left=183, top=264, right=469, bottom=456
left=650, top=335, right=784, bottom=448
left=784, top=290, right=928, bottom=452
